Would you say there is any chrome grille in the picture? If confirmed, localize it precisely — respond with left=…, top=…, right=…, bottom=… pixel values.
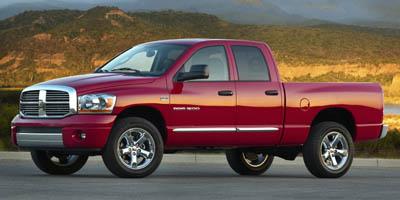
left=19, top=85, right=77, bottom=118
left=46, top=104, right=70, bottom=116
left=46, top=90, right=69, bottom=102
left=21, top=90, right=39, bottom=102
left=20, top=104, right=39, bottom=116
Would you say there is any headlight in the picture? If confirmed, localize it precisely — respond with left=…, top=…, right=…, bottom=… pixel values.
left=78, top=94, right=116, bottom=113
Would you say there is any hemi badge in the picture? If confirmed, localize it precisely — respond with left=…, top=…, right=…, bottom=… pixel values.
left=160, top=96, right=169, bottom=101
left=173, top=107, right=200, bottom=111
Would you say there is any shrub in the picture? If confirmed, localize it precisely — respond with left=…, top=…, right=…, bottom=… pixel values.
left=0, top=103, right=18, bottom=150
left=355, top=129, right=400, bottom=158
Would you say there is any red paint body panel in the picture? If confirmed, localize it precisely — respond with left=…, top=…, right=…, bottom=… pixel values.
left=12, top=115, right=116, bottom=148
left=11, top=39, right=385, bottom=151
left=281, top=82, right=383, bottom=144
left=166, top=81, right=237, bottom=147
left=10, top=125, right=17, bottom=145
left=39, top=73, right=157, bottom=94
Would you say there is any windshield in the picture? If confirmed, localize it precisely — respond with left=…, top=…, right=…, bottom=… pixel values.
left=98, top=43, right=189, bottom=76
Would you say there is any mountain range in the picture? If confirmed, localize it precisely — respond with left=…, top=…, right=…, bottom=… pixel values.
left=0, top=6, right=400, bottom=103
left=0, top=0, right=399, bottom=28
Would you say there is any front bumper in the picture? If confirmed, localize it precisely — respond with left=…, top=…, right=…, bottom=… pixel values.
left=11, top=114, right=117, bottom=149
left=380, top=124, right=389, bottom=139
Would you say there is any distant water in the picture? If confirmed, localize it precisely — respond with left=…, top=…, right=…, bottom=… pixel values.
left=385, top=105, right=400, bottom=115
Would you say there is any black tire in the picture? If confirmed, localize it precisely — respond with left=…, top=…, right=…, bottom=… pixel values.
left=31, top=150, right=88, bottom=175
left=102, top=117, right=164, bottom=178
left=226, top=149, right=274, bottom=175
left=303, top=121, right=354, bottom=178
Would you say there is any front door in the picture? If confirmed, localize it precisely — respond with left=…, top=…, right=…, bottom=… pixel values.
left=230, top=44, right=284, bottom=146
left=168, top=44, right=237, bottom=146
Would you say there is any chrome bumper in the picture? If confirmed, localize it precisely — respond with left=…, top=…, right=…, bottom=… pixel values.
left=16, top=127, right=63, bottom=147
left=380, top=125, right=389, bottom=139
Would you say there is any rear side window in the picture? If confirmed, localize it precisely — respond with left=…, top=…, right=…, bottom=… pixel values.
left=232, top=45, right=270, bottom=81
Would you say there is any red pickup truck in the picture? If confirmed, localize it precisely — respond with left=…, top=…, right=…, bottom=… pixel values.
left=11, top=39, right=387, bottom=178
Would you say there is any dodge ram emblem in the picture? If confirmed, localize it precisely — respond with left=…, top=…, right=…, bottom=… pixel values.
left=38, top=99, right=45, bottom=116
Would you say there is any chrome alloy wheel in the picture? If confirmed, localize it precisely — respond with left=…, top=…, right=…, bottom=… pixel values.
left=241, top=152, right=269, bottom=168
left=117, top=128, right=155, bottom=170
left=320, top=131, right=349, bottom=171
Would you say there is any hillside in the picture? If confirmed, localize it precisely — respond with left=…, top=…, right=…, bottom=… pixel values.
left=1, top=7, right=400, bottom=103
left=0, top=0, right=324, bottom=25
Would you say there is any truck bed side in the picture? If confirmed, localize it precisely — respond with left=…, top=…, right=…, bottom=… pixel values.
left=281, top=82, right=384, bottom=145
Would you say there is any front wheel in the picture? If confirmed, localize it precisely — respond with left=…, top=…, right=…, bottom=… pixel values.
left=226, top=149, right=274, bottom=175
left=303, top=121, right=354, bottom=178
left=31, top=151, right=88, bottom=175
left=102, top=117, right=164, bottom=178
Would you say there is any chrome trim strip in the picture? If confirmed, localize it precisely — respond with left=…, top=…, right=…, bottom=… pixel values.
left=380, top=124, right=388, bottom=139
left=173, top=127, right=279, bottom=133
left=237, top=127, right=279, bottom=132
left=21, top=101, right=70, bottom=104
left=38, top=90, right=46, bottom=116
left=19, top=84, right=77, bottom=119
left=173, top=128, right=237, bottom=132
left=18, top=133, right=63, bottom=136
left=17, top=140, right=62, bottom=143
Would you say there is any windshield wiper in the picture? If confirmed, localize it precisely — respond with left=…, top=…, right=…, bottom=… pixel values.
left=111, top=68, right=141, bottom=73
left=96, top=68, right=109, bottom=73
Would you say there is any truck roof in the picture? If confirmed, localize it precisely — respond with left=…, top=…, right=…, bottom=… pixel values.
left=147, top=38, right=266, bottom=46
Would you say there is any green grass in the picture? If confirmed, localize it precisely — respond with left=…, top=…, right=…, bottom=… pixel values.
left=0, top=88, right=23, bottom=91
left=0, top=103, right=18, bottom=151
left=0, top=89, right=20, bottom=150
left=0, top=89, right=21, bottom=103
left=355, top=129, right=400, bottom=158
left=292, top=72, right=395, bottom=85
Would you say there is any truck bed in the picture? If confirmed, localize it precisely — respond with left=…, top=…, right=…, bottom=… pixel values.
left=281, top=82, right=384, bottom=145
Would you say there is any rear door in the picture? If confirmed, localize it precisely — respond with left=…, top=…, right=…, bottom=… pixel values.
left=229, top=43, right=284, bottom=146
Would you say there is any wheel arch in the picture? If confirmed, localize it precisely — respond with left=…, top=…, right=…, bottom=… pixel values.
left=310, top=107, right=356, bottom=140
left=115, top=105, right=167, bottom=143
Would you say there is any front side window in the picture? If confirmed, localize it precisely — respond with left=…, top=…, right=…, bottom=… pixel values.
left=180, top=46, right=229, bottom=81
left=232, top=45, right=270, bottom=81
left=99, top=43, right=188, bottom=76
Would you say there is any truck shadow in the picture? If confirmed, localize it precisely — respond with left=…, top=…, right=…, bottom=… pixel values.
left=24, top=173, right=315, bottom=179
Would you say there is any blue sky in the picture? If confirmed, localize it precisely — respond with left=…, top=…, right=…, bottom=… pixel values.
left=0, top=0, right=399, bottom=24
left=269, top=0, right=400, bottom=22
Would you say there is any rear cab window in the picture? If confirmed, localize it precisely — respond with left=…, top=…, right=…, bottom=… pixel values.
left=231, top=45, right=270, bottom=81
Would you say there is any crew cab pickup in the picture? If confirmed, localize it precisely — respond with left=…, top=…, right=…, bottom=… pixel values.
left=11, top=39, right=387, bottom=178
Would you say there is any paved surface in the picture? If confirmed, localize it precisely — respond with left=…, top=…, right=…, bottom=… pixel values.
left=0, top=153, right=399, bottom=200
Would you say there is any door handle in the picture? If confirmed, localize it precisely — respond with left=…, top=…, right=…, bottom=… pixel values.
left=218, top=90, right=234, bottom=96
left=265, top=90, right=279, bottom=96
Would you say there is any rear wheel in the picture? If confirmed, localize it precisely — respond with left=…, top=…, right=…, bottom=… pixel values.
left=226, top=149, right=274, bottom=175
left=102, top=117, right=164, bottom=178
left=303, top=121, right=354, bottom=178
left=31, top=150, right=88, bottom=175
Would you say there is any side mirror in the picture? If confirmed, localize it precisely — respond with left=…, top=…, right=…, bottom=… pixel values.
left=176, top=65, right=209, bottom=82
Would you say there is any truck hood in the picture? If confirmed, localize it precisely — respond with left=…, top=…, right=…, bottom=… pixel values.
left=37, top=73, right=157, bottom=92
